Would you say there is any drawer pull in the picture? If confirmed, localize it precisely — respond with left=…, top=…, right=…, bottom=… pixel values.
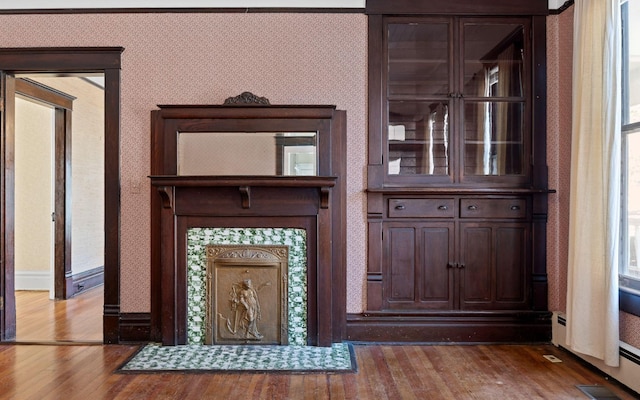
left=395, top=205, right=406, bottom=210
left=467, top=205, right=478, bottom=211
left=438, top=205, right=448, bottom=211
left=510, top=205, right=521, bottom=211
left=447, top=262, right=457, bottom=269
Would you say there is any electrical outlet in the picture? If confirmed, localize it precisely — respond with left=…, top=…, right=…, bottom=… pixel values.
left=543, top=354, right=563, bottom=363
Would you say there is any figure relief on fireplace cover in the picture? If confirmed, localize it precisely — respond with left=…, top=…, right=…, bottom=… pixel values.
left=205, top=245, right=289, bottom=345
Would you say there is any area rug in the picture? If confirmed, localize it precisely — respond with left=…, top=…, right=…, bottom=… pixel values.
left=117, top=343, right=357, bottom=374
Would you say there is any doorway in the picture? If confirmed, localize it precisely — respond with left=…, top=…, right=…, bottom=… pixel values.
left=13, top=75, right=104, bottom=342
left=0, top=47, right=123, bottom=343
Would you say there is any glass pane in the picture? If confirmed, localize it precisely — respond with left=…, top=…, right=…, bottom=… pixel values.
left=388, top=22, right=450, bottom=96
left=463, top=24, right=525, bottom=98
left=388, top=101, right=450, bottom=175
left=177, top=131, right=317, bottom=176
left=625, top=132, right=640, bottom=278
left=464, top=102, right=524, bottom=176
left=624, top=0, right=640, bottom=125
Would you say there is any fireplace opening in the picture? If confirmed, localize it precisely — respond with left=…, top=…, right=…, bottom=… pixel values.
left=187, top=228, right=308, bottom=346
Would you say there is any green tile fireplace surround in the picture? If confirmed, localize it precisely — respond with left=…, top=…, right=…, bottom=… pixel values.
left=186, top=227, right=308, bottom=346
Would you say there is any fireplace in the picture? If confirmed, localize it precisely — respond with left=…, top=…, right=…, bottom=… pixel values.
left=149, top=98, right=346, bottom=346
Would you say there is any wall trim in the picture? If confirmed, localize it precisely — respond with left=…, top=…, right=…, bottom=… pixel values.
left=15, top=271, right=51, bottom=291
left=346, top=312, right=552, bottom=343
left=66, top=266, right=104, bottom=298
left=119, top=313, right=152, bottom=343
left=0, top=7, right=365, bottom=14
left=552, top=312, right=640, bottom=396
left=620, top=289, right=640, bottom=317
left=548, top=0, right=573, bottom=15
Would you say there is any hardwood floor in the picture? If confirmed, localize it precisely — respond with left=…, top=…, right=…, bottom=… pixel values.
left=3, top=290, right=639, bottom=399
left=15, top=287, right=103, bottom=342
left=0, top=343, right=637, bottom=399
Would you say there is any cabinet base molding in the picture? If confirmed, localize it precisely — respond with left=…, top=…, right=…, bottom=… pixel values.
left=346, top=311, right=552, bottom=343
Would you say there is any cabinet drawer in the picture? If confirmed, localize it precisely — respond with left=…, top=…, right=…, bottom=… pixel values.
left=388, top=198, right=455, bottom=218
left=460, top=198, right=527, bottom=218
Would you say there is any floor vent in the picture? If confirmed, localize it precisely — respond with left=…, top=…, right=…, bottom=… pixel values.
left=576, top=385, right=621, bottom=399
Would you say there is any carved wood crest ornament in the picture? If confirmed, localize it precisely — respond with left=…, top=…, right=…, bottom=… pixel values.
left=223, top=91, right=271, bottom=105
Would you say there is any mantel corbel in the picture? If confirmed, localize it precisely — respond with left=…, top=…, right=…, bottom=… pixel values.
left=157, top=186, right=174, bottom=209
left=320, top=187, right=331, bottom=209
left=239, top=186, right=251, bottom=209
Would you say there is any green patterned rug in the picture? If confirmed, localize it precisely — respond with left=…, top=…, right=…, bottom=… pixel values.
left=117, top=343, right=357, bottom=374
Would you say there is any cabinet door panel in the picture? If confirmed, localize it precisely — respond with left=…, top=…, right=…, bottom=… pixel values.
left=460, top=222, right=530, bottom=310
left=495, top=225, right=528, bottom=304
left=460, top=225, right=493, bottom=307
left=386, top=227, right=416, bottom=303
left=420, top=225, right=454, bottom=309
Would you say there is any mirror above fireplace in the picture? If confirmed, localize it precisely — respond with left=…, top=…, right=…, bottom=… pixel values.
left=177, top=131, right=318, bottom=176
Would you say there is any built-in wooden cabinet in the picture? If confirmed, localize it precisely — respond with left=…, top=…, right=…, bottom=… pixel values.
left=349, top=0, right=552, bottom=343
left=383, top=196, right=531, bottom=312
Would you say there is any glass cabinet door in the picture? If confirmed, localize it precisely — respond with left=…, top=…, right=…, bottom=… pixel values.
left=386, top=21, right=452, bottom=178
left=462, top=22, right=527, bottom=178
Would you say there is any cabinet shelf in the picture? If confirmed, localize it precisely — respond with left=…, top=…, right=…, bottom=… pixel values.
left=389, top=140, right=447, bottom=150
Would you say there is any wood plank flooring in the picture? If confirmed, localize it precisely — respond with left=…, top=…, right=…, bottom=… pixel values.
left=0, top=343, right=637, bottom=399
left=15, top=287, right=102, bottom=342
left=4, top=290, right=639, bottom=399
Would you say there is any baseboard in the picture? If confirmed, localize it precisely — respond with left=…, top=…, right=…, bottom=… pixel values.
left=15, top=271, right=51, bottom=291
left=66, top=266, right=104, bottom=298
left=552, top=312, right=640, bottom=395
left=346, top=311, right=552, bottom=343
left=119, top=313, right=152, bottom=343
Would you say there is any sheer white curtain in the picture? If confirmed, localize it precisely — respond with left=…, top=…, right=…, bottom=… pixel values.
left=566, top=0, right=621, bottom=367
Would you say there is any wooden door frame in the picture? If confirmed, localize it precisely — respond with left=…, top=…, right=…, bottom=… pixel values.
left=0, top=47, right=123, bottom=343
left=15, top=77, right=75, bottom=301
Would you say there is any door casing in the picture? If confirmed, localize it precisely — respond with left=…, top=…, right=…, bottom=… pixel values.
left=0, top=47, right=123, bottom=343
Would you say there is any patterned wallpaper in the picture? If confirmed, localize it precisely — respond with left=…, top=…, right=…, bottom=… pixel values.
left=0, top=12, right=368, bottom=313
left=546, top=8, right=573, bottom=314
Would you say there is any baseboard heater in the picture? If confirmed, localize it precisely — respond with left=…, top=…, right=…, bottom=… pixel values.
left=554, top=313, right=640, bottom=396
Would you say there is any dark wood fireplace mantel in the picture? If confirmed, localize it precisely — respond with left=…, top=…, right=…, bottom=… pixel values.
left=149, top=101, right=347, bottom=347
left=150, top=176, right=337, bottom=210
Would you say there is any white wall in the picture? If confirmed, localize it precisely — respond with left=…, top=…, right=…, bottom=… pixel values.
left=33, top=77, right=105, bottom=276
left=14, top=97, right=54, bottom=291
left=15, top=77, right=105, bottom=291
